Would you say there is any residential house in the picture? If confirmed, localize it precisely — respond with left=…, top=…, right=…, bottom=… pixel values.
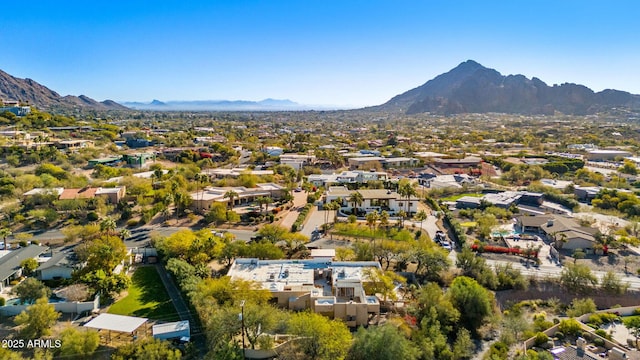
left=0, top=106, right=31, bottom=116
left=202, top=168, right=274, bottom=179
left=309, top=170, right=388, bottom=188
left=55, top=139, right=94, bottom=151
left=36, top=251, right=79, bottom=280
left=325, top=186, right=419, bottom=215
left=586, top=149, right=632, bottom=161
left=456, top=191, right=543, bottom=209
left=24, top=186, right=126, bottom=204
left=190, top=183, right=286, bottom=212
left=227, top=258, right=381, bottom=327
left=382, top=157, right=419, bottom=169
left=280, top=153, right=316, bottom=170
left=0, top=245, right=48, bottom=292
left=515, top=215, right=599, bottom=251
left=420, top=174, right=476, bottom=189
left=122, top=153, right=156, bottom=168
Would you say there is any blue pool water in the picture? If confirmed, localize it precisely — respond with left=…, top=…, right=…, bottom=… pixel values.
left=4, top=297, right=66, bottom=306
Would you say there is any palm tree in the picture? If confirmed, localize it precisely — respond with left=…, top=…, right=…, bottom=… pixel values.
left=366, top=211, right=379, bottom=237
left=413, top=210, right=428, bottom=233
left=263, top=196, right=273, bottom=215
left=100, top=218, right=117, bottom=235
left=398, top=180, right=418, bottom=216
left=379, top=210, right=390, bottom=231
left=397, top=210, right=407, bottom=228
left=194, top=174, right=207, bottom=213
left=349, top=191, right=364, bottom=217
left=0, top=227, right=12, bottom=250
left=224, top=190, right=239, bottom=210
left=119, top=228, right=131, bottom=241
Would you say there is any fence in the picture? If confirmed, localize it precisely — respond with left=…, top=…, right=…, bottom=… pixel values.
left=0, top=295, right=99, bottom=316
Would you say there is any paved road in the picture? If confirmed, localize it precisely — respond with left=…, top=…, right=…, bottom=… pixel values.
left=449, top=252, right=640, bottom=291
left=25, top=226, right=257, bottom=249
left=278, top=190, right=309, bottom=231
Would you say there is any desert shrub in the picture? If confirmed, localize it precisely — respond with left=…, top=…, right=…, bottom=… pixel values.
left=534, top=332, right=549, bottom=346
left=558, top=319, right=582, bottom=336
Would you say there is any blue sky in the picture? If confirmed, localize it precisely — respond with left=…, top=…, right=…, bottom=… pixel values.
left=1, top=1, right=639, bottom=108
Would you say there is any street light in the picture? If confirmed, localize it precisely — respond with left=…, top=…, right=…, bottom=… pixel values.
left=239, top=300, right=246, bottom=360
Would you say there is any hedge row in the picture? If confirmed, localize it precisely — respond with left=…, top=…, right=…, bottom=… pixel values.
left=470, top=243, right=538, bottom=257
left=291, top=203, right=313, bottom=232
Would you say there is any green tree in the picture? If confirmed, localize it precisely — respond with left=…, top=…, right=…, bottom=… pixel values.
left=397, top=179, right=417, bottom=215
left=349, top=191, right=364, bottom=216
left=502, top=310, right=531, bottom=343
left=447, top=276, right=493, bottom=332
left=224, top=190, right=239, bottom=210
left=560, top=263, right=598, bottom=294
left=80, top=270, right=130, bottom=299
left=348, top=324, right=418, bottom=360
left=111, top=338, right=181, bottom=360
left=363, top=268, right=406, bottom=302
left=257, top=224, right=289, bottom=244
left=59, top=326, right=100, bottom=359
left=82, top=235, right=127, bottom=274
left=413, top=210, right=428, bottom=232
left=99, top=217, right=117, bottom=235
left=205, top=202, right=229, bottom=226
left=566, top=298, right=596, bottom=317
left=600, top=270, right=629, bottom=295
left=412, top=239, right=450, bottom=282
left=0, top=348, right=26, bottom=360
left=452, top=328, right=475, bottom=360
left=12, top=278, right=51, bottom=305
left=0, top=227, right=12, bottom=252
left=287, top=312, right=351, bottom=360
left=20, top=257, right=39, bottom=276
left=14, top=297, right=60, bottom=338
left=624, top=316, right=640, bottom=348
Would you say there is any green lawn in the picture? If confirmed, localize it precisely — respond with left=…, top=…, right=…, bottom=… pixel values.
left=108, top=266, right=179, bottom=322
left=440, top=193, right=483, bottom=202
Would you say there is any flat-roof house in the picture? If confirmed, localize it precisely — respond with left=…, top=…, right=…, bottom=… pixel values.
left=0, top=245, right=48, bottom=292
left=190, top=183, right=286, bottom=212
left=586, top=149, right=632, bottom=161
left=24, top=187, right=125, bottom=204
left=325, top=186, right=419, bottom=215
left=227, top=258, right=382, bottom=327
left=348, top=157, right=386, bottom=170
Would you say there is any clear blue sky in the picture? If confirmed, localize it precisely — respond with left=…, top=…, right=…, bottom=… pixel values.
left=1, top=1, right=639, bottom=108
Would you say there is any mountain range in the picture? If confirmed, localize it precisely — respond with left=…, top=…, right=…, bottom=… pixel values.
left=121, top=98, right=307, bottom=111
left=2, top=61, right=640, bottom=115
left=375, top=60, right=640, bottom=115
left=0, top=69, right=127, bottom=111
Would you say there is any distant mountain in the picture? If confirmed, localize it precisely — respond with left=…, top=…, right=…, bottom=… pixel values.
left=374, top=60, right=640, bottom=115
left=0, top=69, right=127, bottom=111
left=122, top=98, right=305, bottom=111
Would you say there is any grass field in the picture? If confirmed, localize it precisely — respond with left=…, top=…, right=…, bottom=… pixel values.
left=108, top=266, right=179, bottom=322
left=440, top=193, right=483, bottom=202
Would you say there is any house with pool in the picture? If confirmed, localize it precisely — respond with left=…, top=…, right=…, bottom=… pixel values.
left=227, top=258, right=382, bottom=327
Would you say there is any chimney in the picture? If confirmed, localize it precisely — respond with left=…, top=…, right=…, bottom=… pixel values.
left=576, top=337, right=586, bottom=351
left=547, top=219, right=554, bottom=227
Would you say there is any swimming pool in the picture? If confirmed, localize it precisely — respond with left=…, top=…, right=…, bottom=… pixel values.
left=4, top=296, right=66, bottom=306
